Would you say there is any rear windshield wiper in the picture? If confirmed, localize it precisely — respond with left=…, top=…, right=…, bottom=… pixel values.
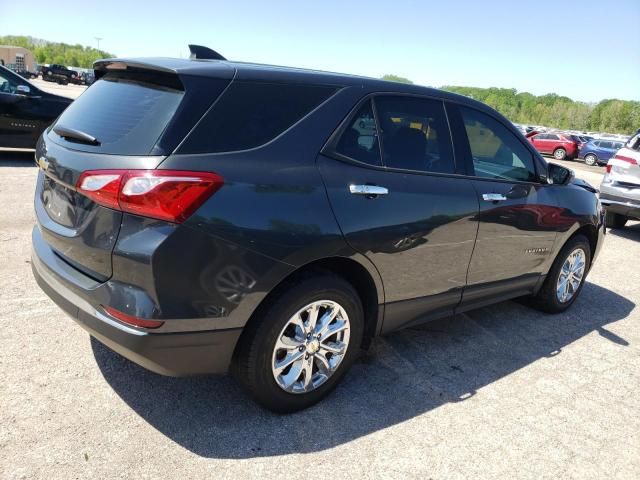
left=53, top=124, right=101, bottom=146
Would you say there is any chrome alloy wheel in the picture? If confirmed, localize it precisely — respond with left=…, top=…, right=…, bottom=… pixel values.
left=556, top=248, right=586, bottom=303
left=271, top=300, right=350, bottom=394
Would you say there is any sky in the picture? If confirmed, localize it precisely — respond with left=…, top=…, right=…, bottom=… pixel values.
left=2, top=0, right=639, bottom=102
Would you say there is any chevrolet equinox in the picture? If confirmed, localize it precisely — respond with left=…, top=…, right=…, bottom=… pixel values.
left=32, top=49, right=605, bottom=412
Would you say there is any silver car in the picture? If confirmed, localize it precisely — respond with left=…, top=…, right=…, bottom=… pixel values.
left=600, top=133, right=640, bottom=228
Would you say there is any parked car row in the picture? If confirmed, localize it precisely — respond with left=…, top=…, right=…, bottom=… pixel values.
left=524, top=129, right=629, bottom=167
left=39, top=64, right=94, bottom=85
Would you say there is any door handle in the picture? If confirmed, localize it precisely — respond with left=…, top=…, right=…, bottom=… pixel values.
left=482, top=193, right=507, bottom=202
left=349, top=184, right=389, bottom=196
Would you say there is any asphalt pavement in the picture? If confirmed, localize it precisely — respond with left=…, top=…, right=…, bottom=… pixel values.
left=0, top=152, right=638, bottom=479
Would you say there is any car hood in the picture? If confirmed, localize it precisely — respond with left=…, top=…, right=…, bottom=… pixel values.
left=571, top=177, right=598, bottom=194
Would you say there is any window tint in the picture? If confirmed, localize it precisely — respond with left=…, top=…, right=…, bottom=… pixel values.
left=548, top=134, right=559, bottom=140
left=535, top=134, right=547, bottom=140
left=374, top=96, right=454, bottom=174
left=51, top=73, right=184, bottom=155
left=460, top=106, right=536, bottom=182
left=180, top=82, right=336, bottom=154
left=334, top=100, right=381, bottom=166
left=600, top=141, right=613, bottom=149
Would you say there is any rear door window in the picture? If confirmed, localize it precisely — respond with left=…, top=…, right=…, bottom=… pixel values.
left=374, top=95, right=455, bottom=174
left=51, top=72, right=185, bottom=155
left=334, top=100, right=381, bottom=166
left=179, top=82, right=337, bottom=153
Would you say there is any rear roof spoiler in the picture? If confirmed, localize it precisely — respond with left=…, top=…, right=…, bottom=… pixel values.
left=188, top=45, right=226, bottom=61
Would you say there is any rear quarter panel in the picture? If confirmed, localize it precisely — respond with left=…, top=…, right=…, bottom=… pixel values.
left=157, top=86, right=385, bottom=326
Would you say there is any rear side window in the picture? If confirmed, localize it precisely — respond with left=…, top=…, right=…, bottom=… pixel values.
left=460, top=106, right=536, bottom=182
left=180, top=82, right=337, bottom=154
left=334, top=100, right=381, bottom=166
left=51, top=73, right=184, bottom=155
left=374, top=96, right=454, bottom=174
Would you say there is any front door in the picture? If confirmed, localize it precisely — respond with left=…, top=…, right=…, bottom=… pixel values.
left=530, top=134, right=550, bottom=154
left=450, top=104, right=559, bottom=305
left=319, top=95, right=479, bottom=332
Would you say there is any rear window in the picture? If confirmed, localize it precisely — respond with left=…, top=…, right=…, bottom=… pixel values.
left=50, top=72, right=184, bottom=155
left=179, top=81, right=337, bottom=154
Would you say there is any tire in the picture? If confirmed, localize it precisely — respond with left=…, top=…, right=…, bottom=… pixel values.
left=584, top=154, right=598, bottom=166
left=530, top=234, right=590, bottom=313
left=553, top=148, right=567, bottom=160
left=605, top=211, right=627, bottom=229
left=233, top=274, right=364, bottom=413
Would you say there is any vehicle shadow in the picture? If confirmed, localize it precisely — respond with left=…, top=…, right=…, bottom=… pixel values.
left=92, top=281, right=634, bottom=459
left=608, top=222, right=640, bottom=242
left=0, top=151, right=36, bottom=166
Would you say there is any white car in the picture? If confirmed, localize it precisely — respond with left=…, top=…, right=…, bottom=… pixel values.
left=600, top=132, right=640, bottom=228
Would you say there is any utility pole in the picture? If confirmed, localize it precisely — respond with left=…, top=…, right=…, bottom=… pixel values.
left=95, top=37, right=103, bottom=51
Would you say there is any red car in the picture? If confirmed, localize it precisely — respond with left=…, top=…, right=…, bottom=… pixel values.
left=527, top=132, right=578, bottom=160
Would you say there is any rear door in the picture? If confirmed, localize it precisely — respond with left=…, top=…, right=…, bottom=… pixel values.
left=319, top=95, right=479, bottom=332
left=448, top=104, right=559, bottom=305
left=599, top=141, right=615, bottom=160
left=35, top=66, right=232, bottom=280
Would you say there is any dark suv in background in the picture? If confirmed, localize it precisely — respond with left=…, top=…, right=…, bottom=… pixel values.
left=0, top=65, right=72, bottom=149
left=32, top=52, right=605, bottom=412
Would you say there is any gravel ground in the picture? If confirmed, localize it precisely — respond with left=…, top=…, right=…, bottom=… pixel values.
left=0, top=152, right=638, bottom=479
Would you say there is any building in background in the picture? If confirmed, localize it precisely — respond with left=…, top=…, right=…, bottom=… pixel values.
left=0, top=45, right=36, bottom=72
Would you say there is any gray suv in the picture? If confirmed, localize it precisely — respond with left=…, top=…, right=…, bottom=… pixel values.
left=600, top=133, right=640, bottom=228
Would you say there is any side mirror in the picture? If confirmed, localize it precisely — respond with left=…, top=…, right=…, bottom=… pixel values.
left=547, top=163, right=574, bottom=185
left=16, top=85, right=31, bottom=95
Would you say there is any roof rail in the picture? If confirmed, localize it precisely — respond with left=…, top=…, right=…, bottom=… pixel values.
left=188, top=45, right=226, bottom=61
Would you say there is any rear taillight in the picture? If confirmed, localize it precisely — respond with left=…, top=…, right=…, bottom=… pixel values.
left=606, top=164, right=612, bottom=173
left=612, top=154, right=638, bottom=166
left=77, top=170, right=223, bottom=223
left=101, top=305, right=164, bottom=329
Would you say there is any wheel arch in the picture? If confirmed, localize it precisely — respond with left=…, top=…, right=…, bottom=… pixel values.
left=233, top=255, right=384, bottom=360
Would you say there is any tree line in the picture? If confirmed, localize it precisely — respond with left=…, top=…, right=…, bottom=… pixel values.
left=0, top=35, right=114, bottom=69
left=443, top=86, right=639, bottom=135
left=381, top=75, right=638, bottom=135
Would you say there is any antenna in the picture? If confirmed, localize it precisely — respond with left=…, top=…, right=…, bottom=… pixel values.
left=188, top=45, right=226, bottom=61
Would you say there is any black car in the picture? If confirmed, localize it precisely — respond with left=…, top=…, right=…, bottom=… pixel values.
left=0, top=65, right=72, bottom=149
left=31, top=51, right=605, bottom=412
left=41, top=64, right=79, bottom=84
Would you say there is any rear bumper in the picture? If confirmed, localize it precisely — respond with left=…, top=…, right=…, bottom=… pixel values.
left=600, top=189, right=640, bottom=220
left=31, top=226, right=242, bottom=376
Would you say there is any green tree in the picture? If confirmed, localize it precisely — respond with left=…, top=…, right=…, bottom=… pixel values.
left=444, top=85, right=638, bottom=135
left=0, top=35, right=115, bottom=68
left=381, top=74, right=413, bottom=84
